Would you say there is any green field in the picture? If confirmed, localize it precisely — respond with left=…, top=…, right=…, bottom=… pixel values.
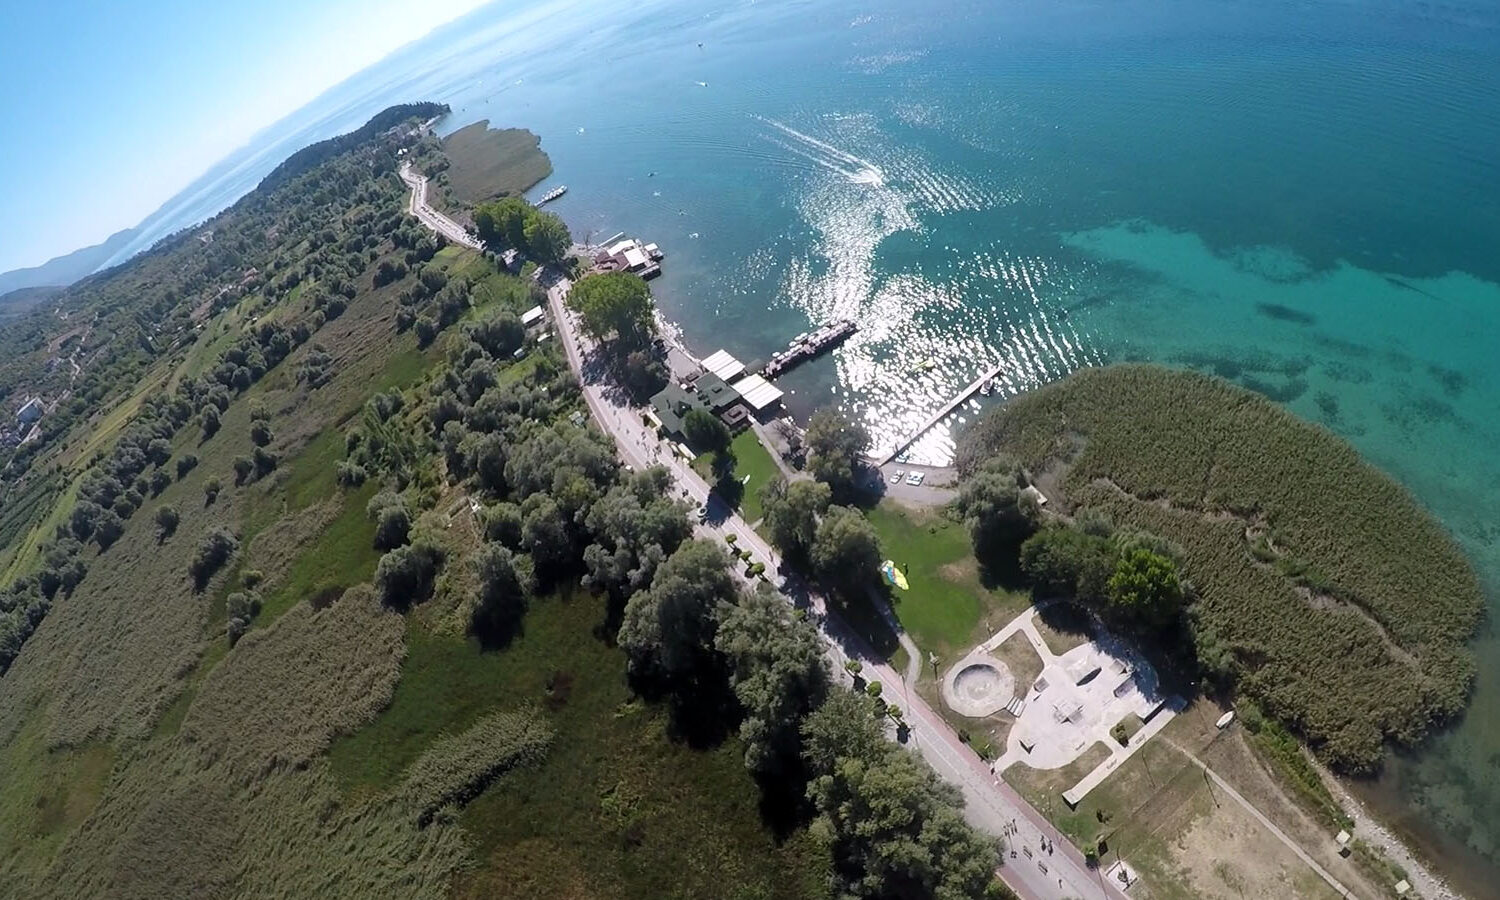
left=693, top=429, right=782, bottom=523
left=331, top=585, right=829, bottom=900
left=866, top=501, right=1030, bottom=661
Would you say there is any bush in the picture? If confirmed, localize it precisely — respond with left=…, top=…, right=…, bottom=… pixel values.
left=176, top=454, right=199, bottom=478
left=204, top=478, right=222, bottom=503
left=190, top=526, right=240, bottom=590
left=335, top=460, right=368, bottom=486
left=374, top=541, right=444, bottom=610
left=154, top=505, right=180, bottom=539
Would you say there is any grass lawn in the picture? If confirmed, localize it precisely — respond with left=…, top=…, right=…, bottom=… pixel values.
left=865, top=501, right=1030, bottom=662
left=692, top=430, right=781, bottom=523
left=329, top=586, right=829, bottom=900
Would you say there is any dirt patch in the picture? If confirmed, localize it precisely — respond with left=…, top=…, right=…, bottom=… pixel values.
left=1169, top=791, right=1343, bottom=900
left=992, top=634, right=1044, bottom=690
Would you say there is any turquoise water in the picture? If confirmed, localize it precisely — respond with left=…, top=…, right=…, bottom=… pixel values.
left=113, top=0, right=1500, bottom=887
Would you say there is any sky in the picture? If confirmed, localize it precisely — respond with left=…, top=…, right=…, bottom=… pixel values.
left=0, top=0, right=494, bottom=274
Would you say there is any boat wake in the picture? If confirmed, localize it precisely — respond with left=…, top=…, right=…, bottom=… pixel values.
left=758, top=117, right=884, bottom=186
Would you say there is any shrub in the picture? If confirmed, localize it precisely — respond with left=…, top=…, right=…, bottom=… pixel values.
left=190, top=526, right=239, bottom=590
left=154, top=505, right=180, bottom=539
left=374, top=541, right=444, bottom=610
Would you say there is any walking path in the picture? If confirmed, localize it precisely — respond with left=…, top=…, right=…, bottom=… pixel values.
left=398, top=162, right=483, bottom=250
left=982, top=609, right=1180, bottom=806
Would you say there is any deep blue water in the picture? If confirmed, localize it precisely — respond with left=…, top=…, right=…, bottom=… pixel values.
left=107, top=0, right=1500, bottom=887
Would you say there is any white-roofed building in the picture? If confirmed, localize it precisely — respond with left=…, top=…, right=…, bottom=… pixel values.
left=731, top=373, right=785, bottom=411
left=521, top=305, right=546, bottom=328
left=702, top=349, right=746, bottom=382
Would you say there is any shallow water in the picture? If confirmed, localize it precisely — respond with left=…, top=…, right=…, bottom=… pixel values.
left=107, top=0, right=1500, bottom=888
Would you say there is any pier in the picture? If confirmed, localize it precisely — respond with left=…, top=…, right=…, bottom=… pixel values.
left=873, top=362, right=1007, bottom=466
left=762, top=319, right=856, bottom=379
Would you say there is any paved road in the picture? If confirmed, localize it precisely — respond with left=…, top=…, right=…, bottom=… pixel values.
left=399, top=161, right=483, bottom=250
left=398, top=173, right=1125, bottom=898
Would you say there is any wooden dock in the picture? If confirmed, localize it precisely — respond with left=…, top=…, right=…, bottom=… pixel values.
left=873, top=362, right=1007, bottom=466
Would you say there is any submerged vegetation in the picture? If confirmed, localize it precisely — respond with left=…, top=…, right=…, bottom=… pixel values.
left=957, top=364, right=1483, bottom=772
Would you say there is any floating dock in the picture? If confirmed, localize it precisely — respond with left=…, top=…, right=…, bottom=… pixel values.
left=762, top=319, right=857, bottom=379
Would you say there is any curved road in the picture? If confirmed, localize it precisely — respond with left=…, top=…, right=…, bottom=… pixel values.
left=402, top=173, right=1125, bottom=900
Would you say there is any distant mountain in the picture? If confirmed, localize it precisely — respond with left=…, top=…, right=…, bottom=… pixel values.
left=0, top=285, right=63, bottom=320
left=0, top=228, right=139, bottom=295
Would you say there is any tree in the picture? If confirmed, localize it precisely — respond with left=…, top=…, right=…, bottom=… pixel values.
left=93, top=510, right=125, bottom=550
left=232, top=455, right=254, bottom=486
left=470, top=543, right=535, bottom=644
left=374, top=541, right=444, bottom=610
left=811, top=505, right=882, bottom=598
left=715, top=583, right=829, bottom=772
left=804, top=723, right=999, bottom=900
left=954, top=455, right=1037, bottom=560
left=474, top=196, right=530, bottom=250
left=373, top=504, right=412, bottom=551
left=466, top=310, right=524, bottom=359
left=565, top=272, right=655, bottom=348
left=250, top=420, right=274, bottom=447
left=204, top=478, right=222, bottom=504
left=805, top=407, right=871, bottom=500
left=226, top=590, right=262, bottom=645
left=761, top=477, right=831, bottom=563
left=154, top=505, right=180, bottom=539
left=618, top=539, right=736, bottom=681
left=190, top=526, right=240, bottom=590
left=683, top=408, right=730, bottom=454
left=581, top=468, right=691, bottom=598
left=146, top=438, right=173, bottom=466
left=200, top=404, right=221, bottom=439
left=176, top=454, right=199, bottom=478
left=522, top=209, right=571, bottom=264
left=148, top=467, right=172, bottom=497
left=1107, top=547, right=1185, bottom=627
left=484, top=502, right=524, bottom=549
left=1019, top=524, right=1116, bottom=602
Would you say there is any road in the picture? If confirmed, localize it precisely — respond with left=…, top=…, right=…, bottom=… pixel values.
left=400, top=169, right=1123, bottom=899
left=398, top=161, right=483, bottom=250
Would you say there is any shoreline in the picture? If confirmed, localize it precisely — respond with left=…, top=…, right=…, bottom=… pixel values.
left=1323, top=764, right=1463, bottom=900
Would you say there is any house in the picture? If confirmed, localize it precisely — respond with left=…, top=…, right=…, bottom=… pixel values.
left=16, top=397, right=43, bottom=425
left=592, top=236, right=663, bottom=279
left=649, top=373, right=748, bottom=443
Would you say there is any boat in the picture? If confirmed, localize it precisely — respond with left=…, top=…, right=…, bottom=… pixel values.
left=912, top=357, right=936, bottom=374
left=536, top=185, right=567, bottom=206
left=979, top=378, right=995, bottom=396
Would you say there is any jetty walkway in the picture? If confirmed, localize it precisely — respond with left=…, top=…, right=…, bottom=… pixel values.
left=872, top=361, right=1008, bottom=467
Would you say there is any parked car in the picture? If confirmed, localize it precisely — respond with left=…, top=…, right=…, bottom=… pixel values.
left=905, top=471, right=925, bottom=486
left=890, top=469, right=905, bottom=483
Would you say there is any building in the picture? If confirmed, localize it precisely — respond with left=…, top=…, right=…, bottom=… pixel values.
left=520, top=305, right=547, bottom=329
left=702, top=349, right=746, bottom=382
left=729, top=373, right=784, bottom=412
left=16, top=397, right=43, bottom=425
left=648, top=373, right=747, bottom=443
left=592, top=236, right=664, bottom=280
